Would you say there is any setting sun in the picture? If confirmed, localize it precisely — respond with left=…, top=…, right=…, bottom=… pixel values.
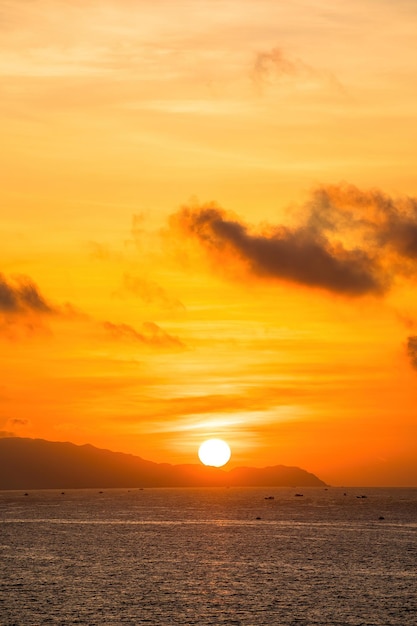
left=198, top=439, right=231, bottom=467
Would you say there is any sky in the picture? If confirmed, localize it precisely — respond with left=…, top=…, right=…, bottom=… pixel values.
left=2, top=0, right=417, bottom=486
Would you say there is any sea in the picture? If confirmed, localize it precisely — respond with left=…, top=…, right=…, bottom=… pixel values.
left=0, top=487, right=416, bottom=625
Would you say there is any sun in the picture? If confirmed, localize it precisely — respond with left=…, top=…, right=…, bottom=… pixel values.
left=198, top=439, right=231, bottom=467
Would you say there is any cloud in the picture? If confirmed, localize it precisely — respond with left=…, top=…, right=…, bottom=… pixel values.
left=171, top=202, right=383, bottom=296
left=9, top=418, right=30, bottom=426
left=0, top=273, right=86, bottom=340
left=170, top=184, right=417, bottom=297
left=305, top=184, right=417, bottom=260
left=0, top=418, right=31, bottom=439
left=252, top=47, right=301, bottom=85
left=88, top=241, right=122, bottom=262
left=251, top=46, right=344, bottom=95
left=122, top=274, right=186, bottom=312
left=0, top=274, right=56, bottom=315
left=407, top=336, right=417, bottom=369
left=103, top=320, right=185, bottom=350
left=0, top=270, right=184, bottom=352
left=0, top=273, right=60, bottom=339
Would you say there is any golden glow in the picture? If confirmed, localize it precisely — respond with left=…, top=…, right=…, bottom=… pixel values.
left=198, top=439, right=231, bottom=467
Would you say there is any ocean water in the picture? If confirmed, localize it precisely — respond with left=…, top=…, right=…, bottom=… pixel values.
left=1, top=487, right=416, bottom=625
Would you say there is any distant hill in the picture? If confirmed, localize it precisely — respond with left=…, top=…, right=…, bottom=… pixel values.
left=0, top=437, right=325, bottom=489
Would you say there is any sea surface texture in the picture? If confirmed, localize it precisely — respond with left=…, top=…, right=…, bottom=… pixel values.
left=1, top=487, right=416, bottom=625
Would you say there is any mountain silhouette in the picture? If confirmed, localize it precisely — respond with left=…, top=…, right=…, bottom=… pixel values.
left=0, top=437, right=325, bottom=489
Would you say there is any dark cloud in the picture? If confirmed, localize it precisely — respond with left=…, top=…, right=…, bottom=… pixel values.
left=171, top=184, right=417, bottom=296
left=0, top=419, right=30, bottom=439
left=10, top=418, right=30, bottom=426
left=407, top=336, right=417, bottom=369
left=172, top=203, right=383, bottom=296
left=0, top=274, right=55, bottom=315
left=103, top=320, right=185, bottom=350
left=306, top=184, right=417, bottom=262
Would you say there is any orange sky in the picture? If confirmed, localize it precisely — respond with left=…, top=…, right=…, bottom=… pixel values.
left=2, top=0, right=417, bottom=486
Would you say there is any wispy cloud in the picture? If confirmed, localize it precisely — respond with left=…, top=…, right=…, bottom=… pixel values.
left=122, top=274, right=185, bottom=312
left=88, top=241, right=123, bottom=262
left=0, top=274, right=56, bottom=315
left=0, top=417, right=31, bottom=438
left=0, top=431, right=15, bottom=438
left=251, top=46, right=344, bottom=95
left=305, top=184, right=417, bottom=263
left=0, top=271, right=185, bottom=353
left=9, top=418, right=30, bottom=427
left=406, top=336, right=417, bottom=369
left=251, top=47, right=310, bottom=93
left=103, top=320, right=185, bottom=350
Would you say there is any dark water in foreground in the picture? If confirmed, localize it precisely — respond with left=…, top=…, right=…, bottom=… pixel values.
left=1, top=487, right=416, bottom=625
